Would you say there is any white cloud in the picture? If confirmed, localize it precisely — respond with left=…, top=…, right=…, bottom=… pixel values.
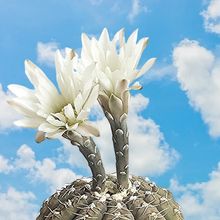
left=17, top=145, right=80, bottom=192
left=170, top=162, right=220, bottom=220
left=128, top=0, right=148, bottom=23
left=173, top=39, right=220, bottom=138
left=2, top=144, right=80, bottom=192
left=0, top=155, right=13, bottom=174
left=0, top=84, right=20, bottom=132
left=15, top=144, right=36, bottom=169
left=33, top=158, right=81, bottom=192
left=201, top=0, right=220, bottom=35
left=37, top=41, right=59, bottom=66
left=0, top=187, right=37, bottom=220
left=144, top=64, right=176, bottom=82
left=60, top=94, right=179, bottom=176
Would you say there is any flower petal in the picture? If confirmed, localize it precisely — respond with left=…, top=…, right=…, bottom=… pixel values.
left=81, top=33, right=92, bottom=61
left=55, top=49, right=76, bottom=103
left=130, top=81, right=143, bottom=90
left=8, top=84, right=36, bottom=101
left=51, top=113, right=66, bottom=123
left=45, top=130, right=64, bottom=139
left=39, top=122, right=60, bottom=133
left=131, top=37, right=149, bottom=70
left=7, top=98, right=37, bottom=117
left=63, top=104, right=75, bottom=121
left=74, top=93, right=84, bottom=114
left=25, top=60, right=58, bottom=93
left=77, top=122, right=100, bottom=137
left=97, top=71, right=113, bottom=93
left=77, top=109, right=88, bottom=121
left=82, top=84, right=99, bottom=111
left=99, top=28, right=110, bottom=51
left=136, top=57, right=156, bottom=78
left=25, top=60, right=62, bottom=112
left=113, top=28, right=125, bottom=47
left=14, top=118, right=43, bottom=128
left=66, top=122, right=79, bottom=131
left=126, top=29, right=138, bottom=56
left=46, top=115, right=66, bottom=127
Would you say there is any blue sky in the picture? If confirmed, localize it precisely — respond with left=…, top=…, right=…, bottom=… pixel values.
left=0, top=0, right=220, bottom=219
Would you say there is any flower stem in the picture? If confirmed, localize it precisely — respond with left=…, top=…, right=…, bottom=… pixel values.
left=63, top=131, right=106, bottom=192
left=105, top=112, right=129, bottom=189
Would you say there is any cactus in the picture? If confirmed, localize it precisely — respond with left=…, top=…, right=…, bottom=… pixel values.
left=36, top=175, right=183, bottom=220
left=8, top=28, right=184, bottom=219
left=62, top=131, right=106, bottom=192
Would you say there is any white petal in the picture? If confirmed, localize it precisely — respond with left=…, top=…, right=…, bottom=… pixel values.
left=55, top=50, right=65, bottom=93
left=8, top=84, right=36, bottom=100
left=65, top=48, right=75, bottom=60
left=97, top=71, right=113, bottom=93
left=128, top=29, right=138, bottom=44
left=126, top=29, right=138, bottom=55
left=77, top=109, right=88, bottom=121
left=25, top=60, right=62, bottom=113
left=63, top=104, right=75, bottom=121
left=55, top=50, right=63, bottom=74
left=25, top=60, right=58, bottom=93
left=37, top=109, right=49, bottom=118
left=7, top=99, right=37, bottom=117
left=130, top=81, right=143, bottom=90
left=110, top=69, right=124, bottom=87
left=14, top=118, right=43, bottom=128
left=45, top=130, right=64, bottom=139
left=81, top=63, right=96, bottom=82
left=81, top=33, right=92, bottom=60
left=91, top=38, right=100, bottom=62
left=39, top=122, right=60, bottom=133
left=51, top=113, right=66, bottom=123
left=99, top=28, right=110, bottom=51
left=106, top=49, right=120, bottom=72
left=82, top=84, right=99, bottom=111
left=46, top=115, right=66, bottom=127
left=131, top=37, right=149, bottom=70
left=77, top=122, right=100, bottom=137
left=137, top=57, right=156, bottom=78
left=66, top=122, right=79, bottom=131
left=55, top=49, right=76, bottom=103
left=74, top=93, right=84, bottom=114
left=113, top=28, right=125, bottom=47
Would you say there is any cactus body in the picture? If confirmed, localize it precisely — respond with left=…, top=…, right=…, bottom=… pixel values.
left=37, top=175, right=183, bottom=220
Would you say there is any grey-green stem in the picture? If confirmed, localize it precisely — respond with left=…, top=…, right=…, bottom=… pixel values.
left=63, top=131, right=106, bottom=192
left=104, top=111, right=129, bottom=189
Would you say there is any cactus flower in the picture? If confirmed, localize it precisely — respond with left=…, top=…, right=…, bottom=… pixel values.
left=81, top=28, right=156, bottom=112
left=8, top=48, right=100, bottom=142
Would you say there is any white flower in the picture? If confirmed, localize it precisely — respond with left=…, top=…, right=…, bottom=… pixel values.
left=81, top=28, right=155, bottom=95
left=8, top=48, right=100, bottom=142
left=81, top=28, right=156, bottom=116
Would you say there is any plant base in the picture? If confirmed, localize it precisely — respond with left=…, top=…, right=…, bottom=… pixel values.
left=37, top=175, right=184, bottom=220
